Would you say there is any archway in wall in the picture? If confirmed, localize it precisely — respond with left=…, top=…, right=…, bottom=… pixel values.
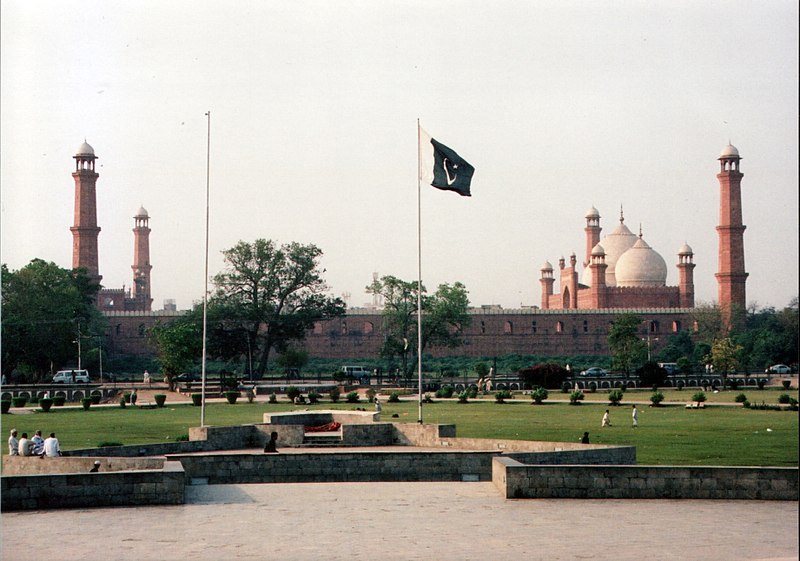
left=562, top=287, right=571, bottom=309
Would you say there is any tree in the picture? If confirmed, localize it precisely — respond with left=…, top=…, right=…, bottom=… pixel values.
left=149, top=315, right=202, bottom=391
left=1, top=259, right=102, bottom=382
left=518, top=363, right=569, bottom=389
left=367, top=275, right=470, bottom=379
left=636, top=361, right=668, bottom=388
left=607, top=313, right=647, bottom=376
left=209, top=239, right=345, bottom=377
left=705, top=337, right=742, bottom=387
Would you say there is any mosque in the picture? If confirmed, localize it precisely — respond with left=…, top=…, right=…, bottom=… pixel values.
left=70, top=141, right=746, bottom=358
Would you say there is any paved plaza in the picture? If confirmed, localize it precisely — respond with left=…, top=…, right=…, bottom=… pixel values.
left=2, top=481, right=797, bottom=561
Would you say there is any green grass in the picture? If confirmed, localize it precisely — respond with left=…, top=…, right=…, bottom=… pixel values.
left=2, top=394, right=797, bottom=467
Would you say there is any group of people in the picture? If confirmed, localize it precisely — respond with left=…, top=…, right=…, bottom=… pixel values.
left=7, top=428, right=61, bottom=457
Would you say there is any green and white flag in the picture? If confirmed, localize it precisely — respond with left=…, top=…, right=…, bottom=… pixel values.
left=418, top=127, right=475, bottom=197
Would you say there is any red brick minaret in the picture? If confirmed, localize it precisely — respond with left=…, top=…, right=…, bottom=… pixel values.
left=716, top=143, right=748, bottom=326
left=71, top=141, right=102, bottom=286
left=583, top=206, right=601, bottom=268
left=132, top=206, right=153, bottom=311
left=677, top=242, right=695, bottom=308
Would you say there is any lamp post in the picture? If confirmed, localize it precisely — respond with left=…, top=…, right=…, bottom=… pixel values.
left=643, top=334, right=659, bottom=362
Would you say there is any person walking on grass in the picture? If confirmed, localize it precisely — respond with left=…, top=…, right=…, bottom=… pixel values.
left=632, top=404, right=638, bottom=428
left=602, top=409, right=611, bottom=427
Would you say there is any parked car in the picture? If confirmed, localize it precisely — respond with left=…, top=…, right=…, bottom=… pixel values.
left=174, top=373, right=199, bottom=383
left=765, top=364, right=791, bottom=374
left=579, top=367, right=608, bottom=377
left=52, top=369, right=90, bottom=383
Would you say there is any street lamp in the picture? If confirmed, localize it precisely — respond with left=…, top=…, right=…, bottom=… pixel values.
left=643, top=334, right=659, bottom=362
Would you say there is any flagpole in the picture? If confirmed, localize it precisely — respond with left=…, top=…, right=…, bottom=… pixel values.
left=416, top=118, right=423, bottom=424
left=200, top=110, right=211, bottom=428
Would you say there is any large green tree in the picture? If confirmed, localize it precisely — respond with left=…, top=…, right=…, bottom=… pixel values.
left=607, top=313, right=647, bottom=376
left=2, top=259, right=102, bottom=381
left=367, top=275, right=470, bottom=379
left=208, top=239, right=345, bottom=378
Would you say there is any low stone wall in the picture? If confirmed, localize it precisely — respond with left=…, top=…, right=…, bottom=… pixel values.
left=263, top=410, right=379, bottom=425
left=341, top=423, right=394, bottom=446
left=1, top=460, right=185, bottom=511
left=392, top=423, right=457, bottom=446
left=2, top=456, right=165, bottom=475
left=493, top=458, right=799, bottom=500
left=172, top=451, right=496, bottom=484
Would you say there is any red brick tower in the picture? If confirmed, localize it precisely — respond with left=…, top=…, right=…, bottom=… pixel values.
left=539, top=261, right=555, bottom=309
left=132, top=206, right=153, bottom=311
left=70, top=141, right=102, bottom=285
left=716, top=143, right=748, bottom=326
left=583, top=206, right=601, bottom=268
left=677, top=242, right=695, bottom=308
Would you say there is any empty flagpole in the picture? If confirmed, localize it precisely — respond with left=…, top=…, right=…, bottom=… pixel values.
left=416, top=119, right=423, bottom=424
left=201, top=110, right=211, bottom=428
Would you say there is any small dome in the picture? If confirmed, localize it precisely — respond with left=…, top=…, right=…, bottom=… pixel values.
left=678, top=242, right=693, bottom=255
left=76, top=141, right=95, bottom=156
left=615, top=238, right=668, bottom=288
left=591, top=243, right=605, bottom=257
left=719, top=143, right=740, bottom=159
left=585, top=206, right=600, bottom=219
left=541, top=260, right=553, bottom=270
left=135, top=206, right=149, bottom=218
left=597, top=219, right=638, bottom=286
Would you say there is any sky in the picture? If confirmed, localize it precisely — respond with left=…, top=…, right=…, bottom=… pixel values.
left=2, top=1, right=798, bottom=312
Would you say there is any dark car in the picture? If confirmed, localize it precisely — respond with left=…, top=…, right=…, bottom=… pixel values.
left=579, top=367, right=608, bottom=377
left=174, top=373, right=199, bottom=383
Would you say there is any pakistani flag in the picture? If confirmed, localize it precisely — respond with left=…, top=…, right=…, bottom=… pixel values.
left=419, top=128, right=475, bottom=197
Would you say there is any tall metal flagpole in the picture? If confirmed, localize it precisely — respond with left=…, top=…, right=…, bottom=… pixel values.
left=416, top=119, right=423, bottom=424
left=201, top=111, right=211, bottom=427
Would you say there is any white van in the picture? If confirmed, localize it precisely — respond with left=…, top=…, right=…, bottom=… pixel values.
left=341, top=366, right=371, bottom=384
left=658, top=363, right=678, bottom=375
left=53, top=369, right=90, bottom=383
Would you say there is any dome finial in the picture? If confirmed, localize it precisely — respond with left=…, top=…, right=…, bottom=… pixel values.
left=639, top=223, right=643, bottom=238
left=619, top=205, right=625, bottom=224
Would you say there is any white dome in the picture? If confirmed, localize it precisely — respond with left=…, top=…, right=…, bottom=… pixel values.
left=678, top=242, right=693, bottom=255
left=596, top=219, right=637, bottom=286
left=615, top=237, right=668, bottom=288
left=76, top=141, right=95, bottom=156
left=591, top=243, right=605, bottom=257
left=541, top=260, right=553, bottom=270
left=135, top=206, right=149, bottom=218
left=585, top=206, right=600, bottom=219
left=719, top=143, right=739, bottom=159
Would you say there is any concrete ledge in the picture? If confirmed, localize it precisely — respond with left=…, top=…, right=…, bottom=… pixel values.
left=493, top=458, right=799, bottom=500
left=263, top=410, right=379, bottom=425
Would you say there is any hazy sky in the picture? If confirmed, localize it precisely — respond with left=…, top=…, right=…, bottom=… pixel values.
left=2, top=1, right=798, bottom=312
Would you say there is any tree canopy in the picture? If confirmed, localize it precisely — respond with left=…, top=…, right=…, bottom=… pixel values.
left=607, top=313, right=647, bottom=375
left=2, top=259, right=103, bottom=381
left=367, top=275, right=470, bottom=378
left=208, top=239, right=345, bottom=377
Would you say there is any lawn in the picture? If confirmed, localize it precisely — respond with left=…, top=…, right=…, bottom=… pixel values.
left=2, top=391, right=797, bottom=467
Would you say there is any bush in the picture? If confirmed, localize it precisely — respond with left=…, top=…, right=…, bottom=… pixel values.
left=268, top=393, right=278, bottom=404
left=53, top=395, right=66, bottom=406
left=12, top=396, right=27, bottom=408
left=494, top=390, right=513, bottom=403
left=608, top=389, right=624, bottom=406
left=286, top=386, right=301, bottom=402
left=650, top=391, right=665, bottom=406
left=636, top=362, right=668, bottom=388
left=29, top=396, right=39, bottom=404
left=789, top=397, right=798, bottom=411
left=748, top=401, right=782, bottom=411
left=1, top=400, right=11, bottom=414
left=90, top=394, right=101, bottom=404
left=308, top=390, right=320, bottom=404
left=422, top=393, right=434, bottom=403
left=81, top=397, right=92, bottom=410
left=531, top=387, right=548, bottom=404
left=154, top=394, right=167, bottom=407
left=39, top=398, right=54, bottom=412
left=329, top=387, right=341, bottom=403
left=466, top=387, right=478, bottom=399
left=777, top=394, right=791, bottom=404
left=365, top=388, right=377, bottom=403
left=119, top=397, right=127, bottom=408
left=782, top=380, right=792, bottom=390
left=676, top=380, right=685, bottom=391
left=568, top=390, right=585, bottom=405
left=191, top=393, right=202, bottom=406
left=734, top=393, right=748, bottom=403
left=742, top=400, right=750, bottom=408
left=518, top=363, right=569, bottom=389
left=225, top=391, right=239, bottom=404
left=123, top=392, right=132, bottom=404
left=387, top=392, right=400, bottom=403
left=175, top=434, right=189, bottom=442
left=757, top=380, right=766, bottom=390
left=457, top=391, right=469, bottom=404
left=692, top=391, right=707, bottom=403
left=346, top=391, right=360, bottom=403
left=587, top=382, right=597, bottom=393
left=435, top=385, right=455, bottom=399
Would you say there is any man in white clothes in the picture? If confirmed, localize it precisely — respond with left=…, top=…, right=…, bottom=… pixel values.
left=18, top=432, right=32, bottom=456
left=632, top=404, right=639, bottom=428
left=8, top=429, right=19, bottom=455
left=43, top=432, right=61, bottom=457
left=31, top=430, right=45, bottom=455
